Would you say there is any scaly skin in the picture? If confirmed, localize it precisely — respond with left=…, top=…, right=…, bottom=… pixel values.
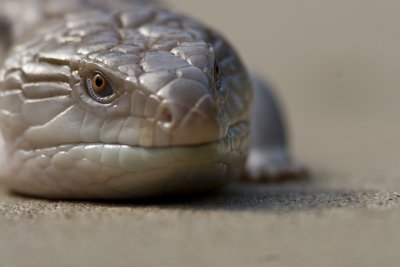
left=0, top=1, right=253, bottom=199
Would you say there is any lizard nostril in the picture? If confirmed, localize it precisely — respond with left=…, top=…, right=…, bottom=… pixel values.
left=157, top=105, right=174, bottom=126
left=159, top=106, right=173, bottom=124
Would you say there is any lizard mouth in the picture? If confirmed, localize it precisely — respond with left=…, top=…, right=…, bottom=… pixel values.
left=8, top=123, right=249, bottom=199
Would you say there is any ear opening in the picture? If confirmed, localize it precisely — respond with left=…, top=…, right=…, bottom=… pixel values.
left=0, top=16, right=12, bottom=55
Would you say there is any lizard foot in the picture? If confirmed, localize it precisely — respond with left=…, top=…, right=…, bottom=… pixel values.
left=244, top=148, right=307, bottom=182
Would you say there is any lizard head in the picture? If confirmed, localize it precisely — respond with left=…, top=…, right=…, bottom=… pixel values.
left=0, top=5, right=252, bottom=198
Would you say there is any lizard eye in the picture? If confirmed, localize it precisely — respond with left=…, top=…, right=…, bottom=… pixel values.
left=86, top=72, right=116, bottom=103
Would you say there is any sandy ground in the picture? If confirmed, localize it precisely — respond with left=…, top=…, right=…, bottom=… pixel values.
left=2, top=1, right=400, bottom=266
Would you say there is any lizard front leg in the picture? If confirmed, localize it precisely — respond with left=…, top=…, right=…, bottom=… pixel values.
left=245, top=76, right=307, bottom=182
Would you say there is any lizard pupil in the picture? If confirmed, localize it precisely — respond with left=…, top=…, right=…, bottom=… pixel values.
left=95, top=76, right=103, bottom=87
left=92, top=74, right=106, bottom=93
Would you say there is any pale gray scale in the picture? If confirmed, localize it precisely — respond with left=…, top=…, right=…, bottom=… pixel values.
left=2, top=71, right=24, bottom=90
left=111, top=45, right=144, bottom=54
left=79, top=111, right=105, bottom=143
left=70, top=70, right=81, bottom=86
left=65, top=11, right=117, bottom=28
left=0, top=90, right=25, bottom=113
left=118, top=117, right=141, bottom=146
left=194, top=95, right=216, bottom=118
left=139, top=119, right=155, bottom=147
left=187, top=55, right=214, bottom=74
left=139, top=71, right=176, bottom=94
left=171, top=42, right=214, bottom=72
left=85, top=51, right=103, bottom=61
left=24, top=105, right=86, bottom=149
left=82, top=144, right=102, bottom=162
left=177, top=66, right=210, bottom=88
left=119, top=9, right=157, bottom=28
left=124, top=146, right=178, bottom=172
left=0, top=1, right=160, bottom=52
left=106, top=93, right=131, bottom=117
left=77, top=29, right=121, bottom=55
left=79, top=95, right=130, bottom=140
left=153, top=123, right=171, bottom=147
left=152, top=40, right=182, bottom=52
left=118, top=146, right=149, bottom=172
left=125, top=74, right=140, bottom=88
left=58, top=36, right=82, bottom=45
left=99, top=118, right=127, bottom=144
left=74, top=159, right=102, bottom=182
left=130, top=89, right=147, bottom=116
left=0, top=111, right=27, bottom=136
left=89, top=50, right=124, bottom=65
left=21, top=62, right=70, bottom=83
left=100, top=144, right=122, bottom=168
left=141, top=51, right=189, bottom=72
left=2, top=54, right=25, bottom=74
left=67, top=146, right=85, bottom=160
left=45, top=168, right=86, bottom=196
left=119, top=29, right=151, bottom=48
left=157, top=78, right=209, bottom=108
left=138, top=25, right=193, bottom=41
left=143, top=94, right=161, bottom=117
left=67, top=24, right=116, bottom=38
left=13, top=169, right=53, bottom=197
left=118, top=64, right=142, bottom=80
left=80, top=29, right=121, bottom=46
left=22, top=96, right=72, bottom=125
left=22, top=82, right=72, bottom=99
left=38, top=43, right=80, bottom=65
left=178, top=107, right=213, bottom=135
left=78, top=42, right=119, bottom=56
left=24, top=146, right=57, bottom=159
left=94, top=52, right=140, bottom=70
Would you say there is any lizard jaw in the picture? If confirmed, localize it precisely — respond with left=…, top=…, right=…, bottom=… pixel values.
left=5, top=123, right=249, bottom=199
